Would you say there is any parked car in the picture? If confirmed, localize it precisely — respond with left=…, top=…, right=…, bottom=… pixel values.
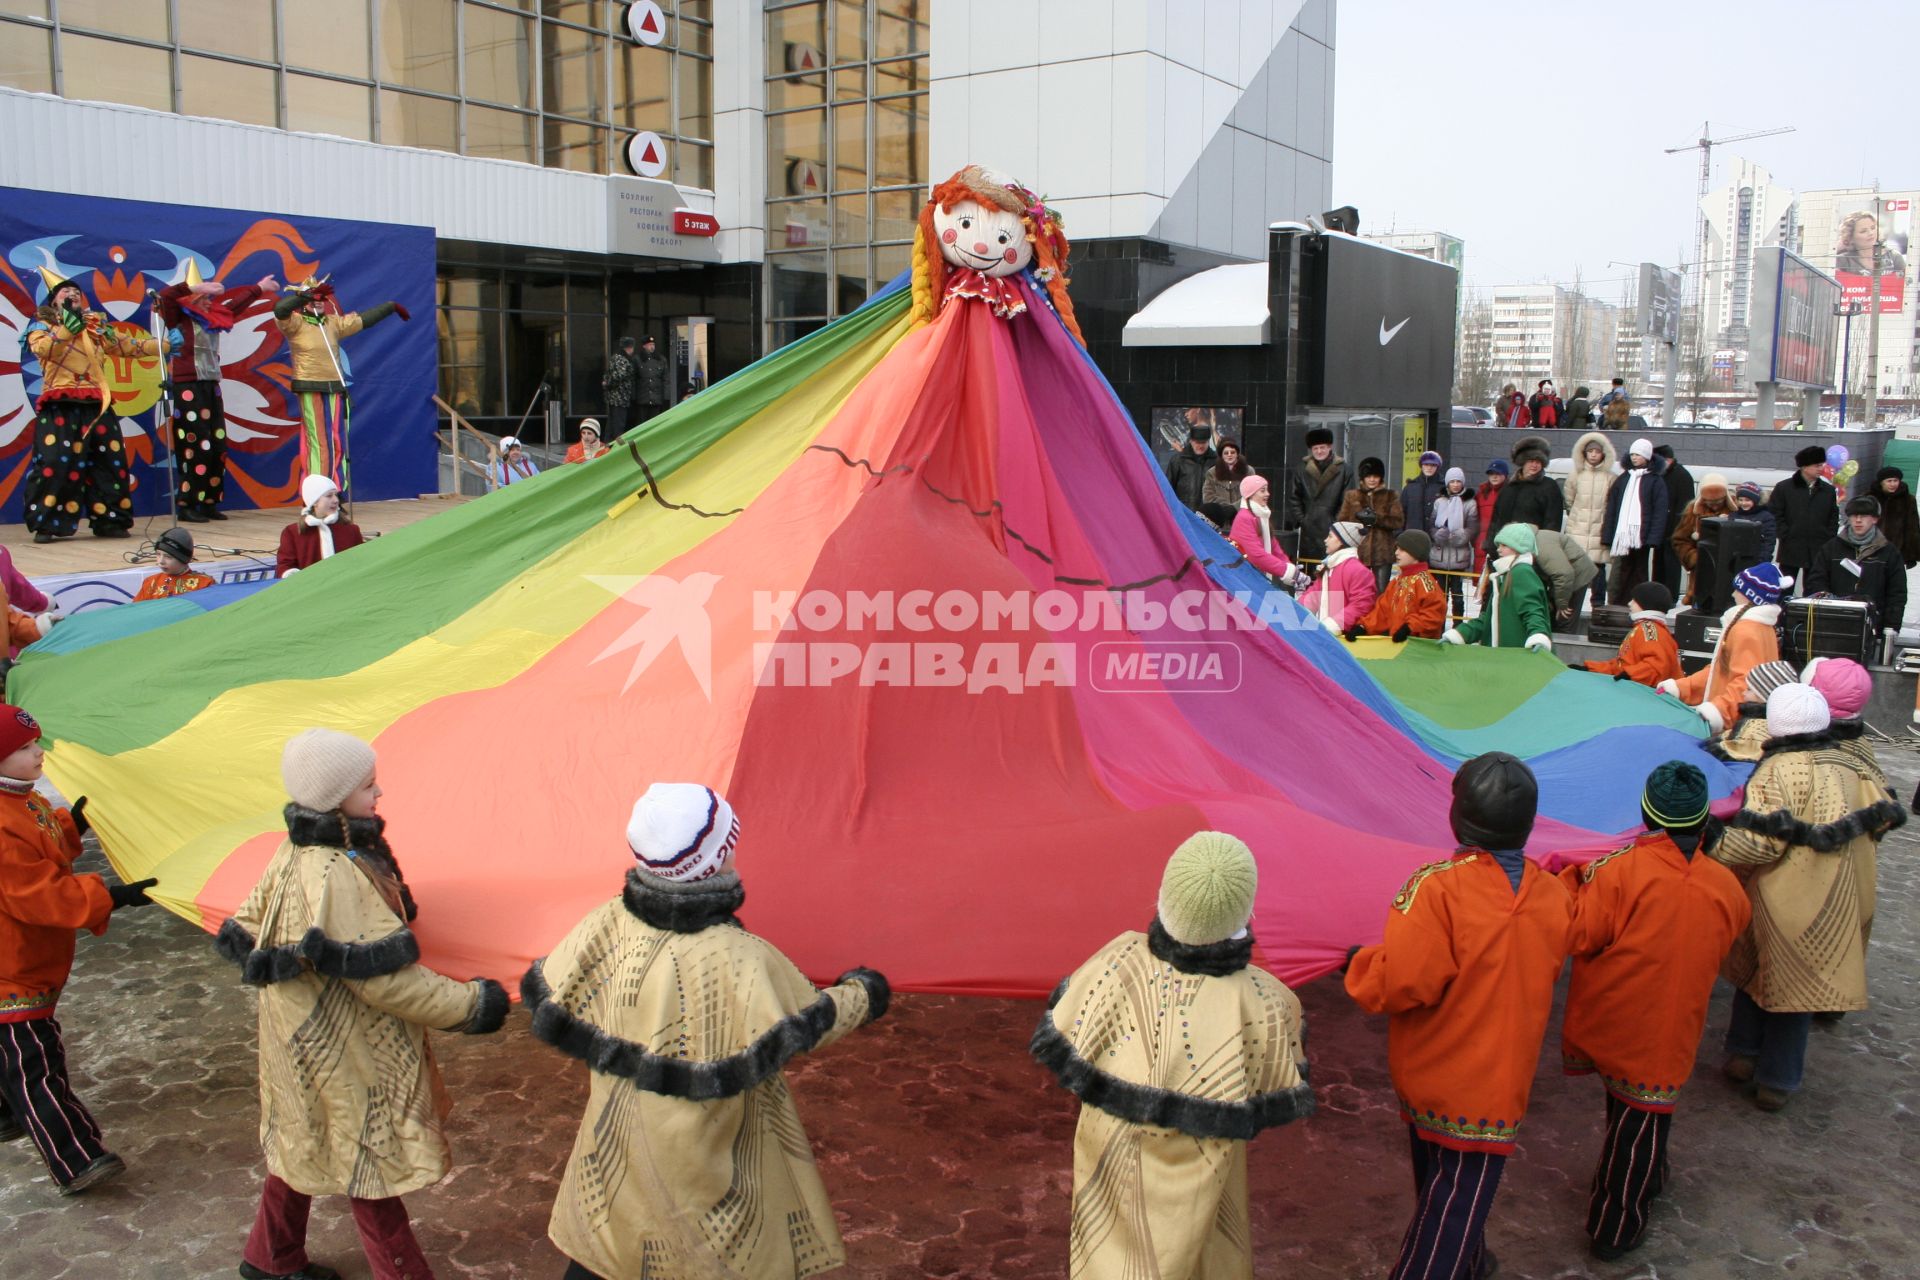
left=1453, top=405, right=1494, bottom=427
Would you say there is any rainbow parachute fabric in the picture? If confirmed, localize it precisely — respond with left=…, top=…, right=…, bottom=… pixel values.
left=16, top=269, right=1743, bottom=996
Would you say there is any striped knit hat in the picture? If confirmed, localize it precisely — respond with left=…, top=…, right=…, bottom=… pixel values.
left=627, top=783, right=740, bottom=883
left=1743, top=660, right=1800, bottom=704
left=1330, top=521, right=1366, bottom=549
left=1642, top=761, right=1710, bottom=832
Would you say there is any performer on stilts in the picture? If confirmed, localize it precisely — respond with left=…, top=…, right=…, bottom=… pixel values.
left=271, top=275, right=408, bottom=494
left=21, top=267, right=171, bottom=544
left=154, top=262, right=277, bottom=523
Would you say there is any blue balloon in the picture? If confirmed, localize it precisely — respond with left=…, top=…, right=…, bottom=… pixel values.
left=1826, top=444, right=1850, bottom=468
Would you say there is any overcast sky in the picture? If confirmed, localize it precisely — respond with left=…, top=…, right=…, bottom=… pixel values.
left=1329, top=0, right=1899, bottom=301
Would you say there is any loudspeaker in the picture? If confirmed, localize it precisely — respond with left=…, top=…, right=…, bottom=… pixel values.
left=1692, top=517, right=1766, bottom=615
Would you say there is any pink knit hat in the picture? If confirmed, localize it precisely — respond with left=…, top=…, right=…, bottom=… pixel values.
left=1239, top=475, right=1270, bottom=501
left=1801, top=658, right=1872, bottom=719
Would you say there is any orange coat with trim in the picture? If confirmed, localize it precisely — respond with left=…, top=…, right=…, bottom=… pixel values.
left=1346, top=851, right=1572, bottom=1153
left=1670, top=605, right=1780, bottom=734
left=0, top=786, right=112, bottom=1022
left=132, top=570, right=216, bottom=602
left=1355, top=565, right=1448, bottom=639
left=1583, top=617, right=1682, bottom=686
left=1558, top=832, right=1750, bottom=1111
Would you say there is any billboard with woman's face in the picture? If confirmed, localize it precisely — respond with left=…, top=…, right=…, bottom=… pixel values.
left=1833, top=205, right=1908, bottom=314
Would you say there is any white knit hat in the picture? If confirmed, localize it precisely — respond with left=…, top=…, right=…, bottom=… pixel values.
left=1629, top=438, right=1654, bottom=461
left=281, top=728, right=376, bottom=811
left=300, top=473, right=338, bottom=511
left=1766, top=683, right=1830, bottom=738
left=628, top=783, right=740, bottom=883
left=500, top=435, right=521, bottom=450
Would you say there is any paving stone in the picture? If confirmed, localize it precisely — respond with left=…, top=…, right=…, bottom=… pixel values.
left=6, top=745, right=1919, bottom=1276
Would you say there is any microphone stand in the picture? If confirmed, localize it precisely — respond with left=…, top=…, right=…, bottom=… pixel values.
left=145, top=290, right=182, bottom=531
left=312, top=307, right=355, bottom=521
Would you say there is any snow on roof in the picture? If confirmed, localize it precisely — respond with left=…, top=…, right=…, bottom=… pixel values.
left=1120, top=262, right=1269, bottom=348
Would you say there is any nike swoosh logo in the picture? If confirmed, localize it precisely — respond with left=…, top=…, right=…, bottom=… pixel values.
left=1379, top=316, right=1410, bottom=345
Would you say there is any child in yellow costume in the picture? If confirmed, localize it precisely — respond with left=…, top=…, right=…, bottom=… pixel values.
left=1032, top=832, right=1314, bottom=1279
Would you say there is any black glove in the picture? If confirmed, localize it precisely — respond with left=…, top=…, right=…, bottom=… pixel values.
left=836, top=966, right=892, bottom=1021
left=1339, top=944, right=1363, bottom=974
left=1392, top=624, right=1412, bottom=643
left=1342, top=624, right=1364, bottom=642
left=70, top=795, right=90, bottom=837
left=1567, top=660, right=1587, bottom=670
left=1613, top=672, right=1632, bottom=682
left=109, top=877, right=158, bottom=910
left=461, top=978, right=509, bottom=1034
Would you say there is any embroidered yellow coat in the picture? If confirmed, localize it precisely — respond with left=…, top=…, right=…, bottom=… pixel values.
left=523, top=871, right=886, bottom=1280
left=1032, top=926, right=1313, bottom=1280
left=216, top=813, right=501, bottom=1198
left=25, top=306, right=160, bottom=404
left=1711, top=732, right=1904, bottom=1013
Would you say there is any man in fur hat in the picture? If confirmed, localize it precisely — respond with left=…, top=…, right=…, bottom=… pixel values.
left=1766, top=446, right=1839, bottom=593
left=1287, top=428, right=1350, bottom=561
left=1033, top=831, right=1312, bottom=1279
left=21, top=268, right=172, bottom=544
left=522, top=783, right=890, bottom=1279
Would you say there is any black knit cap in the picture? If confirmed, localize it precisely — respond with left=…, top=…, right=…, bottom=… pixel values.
left=1876, top=465, right=1903, bottom=484
left=1846, top=495, right=1881, bottom=518
left=154, top=527, right=194, bottom=564
left=1642, top=761, right=1710, bottom=832
left=1359, top=456, right=1386, bottom=479
left=1628, top=581, right=1674, bottom=613
left=1450, top=751, right=1538, bottom=851
left=1795, top=445, right=1826, bottom=468
left=1652, top=444, right=1675, bottom=459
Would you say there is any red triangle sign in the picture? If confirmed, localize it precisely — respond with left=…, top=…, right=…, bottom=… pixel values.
left=640, top=9, right=659, bottom=33
left=800, top=48, right=817, bottom=70
left=642, top=140, right=661, bottom=164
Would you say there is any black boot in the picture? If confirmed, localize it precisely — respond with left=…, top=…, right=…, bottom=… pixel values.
left=238, top=1262, right=343, bottom=1280
left=32, top=532, right=52, bottom=544
left=207, top=508, right=229, bottom=520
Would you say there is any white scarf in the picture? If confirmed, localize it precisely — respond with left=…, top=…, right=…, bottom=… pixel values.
left=1249, top=498, right=1274, bottom=554
left=1611, top=467, right=1646, bottom=557
left=303, top=507, right=339, bottom=559
left=1317, top=546, right=1358, bottom=621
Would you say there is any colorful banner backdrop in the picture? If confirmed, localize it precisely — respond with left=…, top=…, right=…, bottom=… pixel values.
left=0, top=186, right=436, bottom=515
left=14, top=270, right=1745, bottom=998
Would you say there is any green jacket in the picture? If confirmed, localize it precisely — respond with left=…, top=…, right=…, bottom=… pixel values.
left=1455, top=557, right=1553, bottom=648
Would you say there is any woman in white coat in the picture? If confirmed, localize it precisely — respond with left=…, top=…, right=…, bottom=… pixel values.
left=1563, top=431, right=1617, bottom=608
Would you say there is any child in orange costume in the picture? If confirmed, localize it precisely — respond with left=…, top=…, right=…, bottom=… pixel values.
left=1580, top=581, right=1682, bottom=686
left=0, top=704, right=158, bottom=1194
left=1346, top=530, right=1447, bottom=641
left=1658, top=563, right=1785, bottom=734
left=1346, top=752, right=1573, bottom=1280
left=1559, top=761, right=1750, bottom=1262
left=130, top=527, right=215, bottom=602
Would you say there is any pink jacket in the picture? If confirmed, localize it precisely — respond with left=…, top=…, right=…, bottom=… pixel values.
left=1300, top=549, right=1377, bottom=629
left=0, top=548, right=47, bottom=615
left=1229, top=508, right=1296, bottom=581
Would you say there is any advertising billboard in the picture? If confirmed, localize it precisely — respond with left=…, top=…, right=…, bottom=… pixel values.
left=1637, top=263, right=1681, bottom=343
left=1831, top=200, right=1909, bottom=315
left=1747, top=247, right=1842, bottom=389
left=1315, top=235, right=1458, bottom=408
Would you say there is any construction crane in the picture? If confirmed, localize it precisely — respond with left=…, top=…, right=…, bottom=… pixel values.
left=1665, top=122, right=1795, bottom=373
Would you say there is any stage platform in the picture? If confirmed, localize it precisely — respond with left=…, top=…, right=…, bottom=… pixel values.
left=5, top=496, right=469, bottom=614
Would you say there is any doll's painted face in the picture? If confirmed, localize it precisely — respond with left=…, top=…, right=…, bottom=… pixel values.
left=932, top=200, right=1033, bottom=277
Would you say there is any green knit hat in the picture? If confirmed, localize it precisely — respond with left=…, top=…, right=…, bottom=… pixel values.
left=1642, top=760, right=1710, bottom=831
left=1493, top=522, right=1537, bottom=555
left=1158, top=831, right=1257, bottom=946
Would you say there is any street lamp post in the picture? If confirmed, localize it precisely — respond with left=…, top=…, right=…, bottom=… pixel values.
left=1837, top=300, right=1865, bottom=428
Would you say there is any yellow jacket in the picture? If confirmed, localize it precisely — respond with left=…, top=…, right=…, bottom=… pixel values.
left=25, top=305, right=159, bottom=404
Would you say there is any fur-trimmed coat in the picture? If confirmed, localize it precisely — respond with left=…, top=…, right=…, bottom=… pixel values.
left=1336, top=485, right=1406, bottom=570
left=216, top=807, right=502, bottom=1198
left=1032, top=925, right=1312, bottom=1280
left=1710, top=733, right=1906, bottom=1013
left=1562, top=431, right=1617, bottom=565
left=1665, top=603, right=1781, bottom=735
left=521, top=870, right=886, bottom=1280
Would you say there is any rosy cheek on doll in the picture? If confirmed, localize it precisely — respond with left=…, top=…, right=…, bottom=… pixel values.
left=1003, top=247, right=1019, bottom=263
left=942, top=228, right=957, bottom=244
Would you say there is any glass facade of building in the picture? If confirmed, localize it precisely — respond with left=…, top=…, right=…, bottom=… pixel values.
left=763, top=0, right=926, bottom=348
left=0, top=0, right=715, bottom=186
